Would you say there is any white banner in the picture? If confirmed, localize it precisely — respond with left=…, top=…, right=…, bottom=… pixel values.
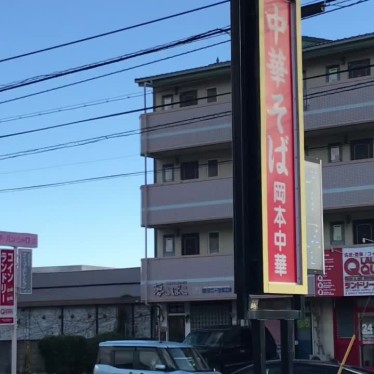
left=343, top=247, right=374, bottom=296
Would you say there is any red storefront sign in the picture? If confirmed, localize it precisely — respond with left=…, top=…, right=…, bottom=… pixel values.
left=0, top=231, right=38, bottom=248
left=261, top=0, right=307, bottom=293
left=0, top=249, right=15, bottom=325
left=316, top=247, right=374, bottom=297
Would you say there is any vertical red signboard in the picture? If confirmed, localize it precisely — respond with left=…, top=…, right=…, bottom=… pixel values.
left=0, top=249, right=15, bottom=325
left=260, top=0, right=307, bottom=293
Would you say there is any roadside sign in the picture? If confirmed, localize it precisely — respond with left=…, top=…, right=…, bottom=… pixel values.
left=18, top=248, right=32, bottom=295
left=0, top=249, right=16, bottom=325
left=260, top=0, right=307, bottom=293
left=0, top=231, right=38, bottom=248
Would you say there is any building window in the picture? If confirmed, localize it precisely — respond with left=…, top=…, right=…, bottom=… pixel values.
left=351, top=139, right=373, bottom=160
left=162, top=164, right=174, bottom=182
left=353, top=219, right=374, bottom=245
left=180, top=90, right=198, bottom=107
left=326, top=65, right=340, bottom=82
left=182, top=233, right=199, bottom=255
left=181, top=161, right=199, bottom=180
left=162, top=95, right=173, bottom=110
left=163, top=235, right=175, bottom=256
left=329, top=144, right=342, bottom=163
left=208, top=159, right=218, bottom=177
left=330, top=222, right=344, bottom=245
left=209, top=232, right=219, bottom=253
left=348, top=59, right=371, bottom=79
left=207, top=87, right=217, bottom=103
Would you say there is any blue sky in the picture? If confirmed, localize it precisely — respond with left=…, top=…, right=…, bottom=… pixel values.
left=0, top=0, right=373, bottom=269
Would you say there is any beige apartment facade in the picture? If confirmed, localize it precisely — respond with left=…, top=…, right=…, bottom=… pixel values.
left=137, top=33, right=374, bottom=368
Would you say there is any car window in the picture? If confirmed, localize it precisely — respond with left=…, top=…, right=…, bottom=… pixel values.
left=168, top=347, right=210, bottom=372
left=222, top=329, right=241, bottom=348
left=185, top=331, right=224, bottom=347
left=137, top=348, right=162, bottom=370
left=113, top=348, right=134, bottom=369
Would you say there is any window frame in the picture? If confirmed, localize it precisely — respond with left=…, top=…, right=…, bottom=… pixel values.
left=181, top=161, right=199, bottom=180
left=162, top=94, right=174, bottom=110
left=180, top=90, right=198, bottom=107
left=162, top=164, right=174, bottom=183
left=330, top=222, right=345, bottom=246
left=181, top=233, right=200, bottom=256
left=328, top=143, right=342, bottom=163
left=207, top=87, right=217, bottom=103
left=353, top=219, right=374, bottom=245
left=208, top=232, right=220, bottom=254
left=326, top=64, right=340, bottom=83
left=207, top=159, right=218, bottom=177
left=163, top=235, right=175, bottom=256
left=348, top=59, right=371, bottom=79
left=350, top=138, right=373, bottom=160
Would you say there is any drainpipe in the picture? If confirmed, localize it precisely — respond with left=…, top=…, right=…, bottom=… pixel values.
left=143, top=81, right=149, bottom=307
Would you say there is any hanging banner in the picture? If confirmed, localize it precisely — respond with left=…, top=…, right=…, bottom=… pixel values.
left=260, top=0, right=307, bottom=293
left=0, top=249, right=15, bottom=325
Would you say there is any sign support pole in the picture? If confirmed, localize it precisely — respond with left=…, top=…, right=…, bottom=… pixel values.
left=11, top=246, right=18, bottom=374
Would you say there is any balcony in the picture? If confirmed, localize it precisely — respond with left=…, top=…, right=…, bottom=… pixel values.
left=304, top=77, right=374, bottom=131
left=141, top=254, right=235, bottom=303
left=140, top=101, right=232, bottom=156
left=141, top=177, right=233, bottom=227
left=322, top=158, right=374, bottom=210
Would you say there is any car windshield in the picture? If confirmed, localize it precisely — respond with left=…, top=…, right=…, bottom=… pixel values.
left=184, top=331, right=225, bottom=347
left=167, top=347, right=210, bottom=372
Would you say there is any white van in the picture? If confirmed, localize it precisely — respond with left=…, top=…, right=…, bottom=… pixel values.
left=93, top=340, right=220, bottom=374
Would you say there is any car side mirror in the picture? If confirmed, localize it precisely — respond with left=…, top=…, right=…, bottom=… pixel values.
left=154, top=364, right=166, bottom=371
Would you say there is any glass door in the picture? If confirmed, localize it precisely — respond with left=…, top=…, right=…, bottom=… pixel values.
left=359, top=313, right=374, bottom=369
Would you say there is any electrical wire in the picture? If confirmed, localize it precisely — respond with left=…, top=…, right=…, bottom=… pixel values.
left=302, top=0, right=369, bottom=19
left=0, top=110, right=231, bottom=161
left=0, top=40, right=229, bottom=106
left=0, top=155, right=137, bottom=175
left=0, top=92, right=231, bottom=140
left=0, top=1, right=229, bottom=63
left=0, top=27, right=230, bottom=93
left=0, top=159, right=233, bottom=194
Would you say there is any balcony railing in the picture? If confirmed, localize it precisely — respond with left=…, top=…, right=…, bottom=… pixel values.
left=304, top=77, right=374, bottom=131
left=141, top=177, right=233, bottom=227
left=322, top=158, right=374, bottom=210
left=140, top=101, right=232, bottom=155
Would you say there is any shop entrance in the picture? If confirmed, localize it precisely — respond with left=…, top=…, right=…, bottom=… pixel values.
left=168, top=315, right=185, bottom=342
left=359, top=312, right=374, bottom=370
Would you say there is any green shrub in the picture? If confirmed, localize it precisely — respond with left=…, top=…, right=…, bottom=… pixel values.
left=38, top=335, right=87, bottom=374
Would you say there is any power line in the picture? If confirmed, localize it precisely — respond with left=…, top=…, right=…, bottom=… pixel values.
left=0, top=92, right=231, bottom=140
left=0, top=27, right=230, bottom=93
left=0, top=1, right=229, bottom=64
left=0, top=92, right=144, bottom=124
left=0, top=155, right=137, bottom=175
left=302, top=0, right=369, bottom=19
left=0, top=159, right=233, bottom=194
left=0, top=107, right=232, bottom=160
left=0, top=40, right=229, bottom=106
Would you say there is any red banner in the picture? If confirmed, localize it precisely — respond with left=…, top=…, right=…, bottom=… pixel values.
left=0, top=249, right=15, bottom=325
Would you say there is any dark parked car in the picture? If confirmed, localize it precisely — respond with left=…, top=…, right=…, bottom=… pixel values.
left=232, top=359, right=374, bottom=374
left=183, top=325, right=278, bottom=374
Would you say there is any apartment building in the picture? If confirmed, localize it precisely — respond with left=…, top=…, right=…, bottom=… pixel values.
left=136, top=32, right=374, bottom=368
left=304, top=33, right=374, bottom=369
